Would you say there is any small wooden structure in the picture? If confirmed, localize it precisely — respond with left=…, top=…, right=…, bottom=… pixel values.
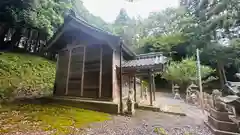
left=47, top=15, right=167, bottom=113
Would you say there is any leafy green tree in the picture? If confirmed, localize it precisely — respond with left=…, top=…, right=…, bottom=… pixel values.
left=162, top=57, right=215, bottom=90
left=0, top=0, right=71, bottom=49
left=112, top=8, right=138, bottom=49
left=145, top=32, right=187, bottom=52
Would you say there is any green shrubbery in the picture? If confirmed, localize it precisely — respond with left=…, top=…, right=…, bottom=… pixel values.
left=0, top=52, right=56, bottom=101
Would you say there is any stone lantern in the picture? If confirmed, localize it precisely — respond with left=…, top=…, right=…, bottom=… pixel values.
left=144, top=87, right=148, bottom=100
left=173, top=85, right=181, bottom=99
left=204, top=89, right=239, bottom=134
left=190, top=83, right=198, bottom=104
left=126, top=89, right=135, bottom=115
left=186, top=83, right=199, bottom=104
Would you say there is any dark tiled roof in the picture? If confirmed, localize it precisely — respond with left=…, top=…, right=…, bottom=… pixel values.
left=46, top=15, right=136, bottom=58
left=122, top=52, right=167, bottom=68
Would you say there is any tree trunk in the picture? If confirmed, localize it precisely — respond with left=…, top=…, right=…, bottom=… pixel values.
left=33, top=31, right=40, bottom=53
left=0, top=25, right=9, bottom=49
left=10, top=28, right=22, bottom=50
left=180, top=82, right=189, bottom=94
left=27, top=29, right=33, bottom=52
left=222, top=65, right=227, bottom=83
left=217, top=61, right=225, bottom=89
left=39, top=35, right=47, bottom=55
left=36, top=32, right=41, bottom=53
left=24, top=28, right=31, bottom=51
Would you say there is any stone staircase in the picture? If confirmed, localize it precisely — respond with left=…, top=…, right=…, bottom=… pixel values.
left=205, top=108, right=240, bottom=135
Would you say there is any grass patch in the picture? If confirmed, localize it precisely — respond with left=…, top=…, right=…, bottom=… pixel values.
left=0, top=103, right=111, bottom=134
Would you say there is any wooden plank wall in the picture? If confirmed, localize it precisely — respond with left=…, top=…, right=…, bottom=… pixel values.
left=55, top=50, right=69, bottom=96
left=83, top=44, right=101, bottom=98
left=101, top=45, right=113, bottom=99
left=55, top=44, right=113, bottom=100
left=67, top=46, right=84, bottom=96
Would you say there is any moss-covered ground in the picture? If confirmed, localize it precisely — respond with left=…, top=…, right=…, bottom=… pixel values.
left=0, top=52, right=56, bottom=100
left=0, top=103, right=111, bottom=135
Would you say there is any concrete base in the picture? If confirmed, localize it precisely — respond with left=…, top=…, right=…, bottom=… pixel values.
left=205, top=120, right=240, bottom=135
left=44, top=96, right=120, bottom=114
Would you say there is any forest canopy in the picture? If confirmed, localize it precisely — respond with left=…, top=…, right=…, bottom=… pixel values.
left=0, top=0, right=239, bottom=87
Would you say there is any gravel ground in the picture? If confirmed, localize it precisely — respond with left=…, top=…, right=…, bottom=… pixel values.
left=83, top=110, right=213, bottom=135
left=3, top=110, right=213, bottom=135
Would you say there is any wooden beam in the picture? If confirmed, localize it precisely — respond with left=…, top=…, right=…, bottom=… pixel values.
left=153, top=74, right=156, bottom=101
left=149, top=71, right=153, bottom=106
left=65, top=48, right=72, bottom=95
left=133, top=75, right=136, bottom=102
left=55, top=54, right=60, bottom=79
left=53, top=54, right=59, bottom=95
left=119, top=42, right=123, bottom=114
left=80, top=46, right=86, bottom=96
left=98, top=45, right=103, bottom=98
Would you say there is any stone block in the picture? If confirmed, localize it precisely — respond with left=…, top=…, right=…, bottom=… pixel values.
left=210, top=108, right=233, bottom=122
left=50, top=97, right=120, bottom=114
left=205, top=120, right=240, bottom=135
left=208, top=115, right=239, bottom=133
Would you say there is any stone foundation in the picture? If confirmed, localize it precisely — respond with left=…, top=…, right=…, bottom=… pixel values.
left=47, top=96, right=120, bottom=114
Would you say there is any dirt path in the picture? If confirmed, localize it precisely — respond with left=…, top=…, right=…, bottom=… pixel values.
left=83, top=110, right=212, bottom=135
left=83, top=92, right=211, bottom=135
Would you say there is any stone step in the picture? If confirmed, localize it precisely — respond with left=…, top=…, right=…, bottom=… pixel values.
left=229, top=115, right=240, bottom=125
left=210, top=108, right=233, bottom=122
left=205, top=120, right=240, bottom=135
left=208, top=115, right=239, bottom=133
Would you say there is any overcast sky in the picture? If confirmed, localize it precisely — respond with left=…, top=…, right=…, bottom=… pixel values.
left=82, top=0, right=179, bottom=23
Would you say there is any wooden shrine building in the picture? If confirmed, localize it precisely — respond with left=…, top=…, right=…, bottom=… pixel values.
left=47, top=15, right=167, bottom=114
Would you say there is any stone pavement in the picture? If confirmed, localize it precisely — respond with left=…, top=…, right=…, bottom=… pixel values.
left=83, top=110, right=212, bottom=135
left=154, top=92, right=206, bottom=119
left=82, top=92, right=211, bottom=135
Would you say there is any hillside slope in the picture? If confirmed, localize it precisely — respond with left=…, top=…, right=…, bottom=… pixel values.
left=0, top=52, right=56, bottom=100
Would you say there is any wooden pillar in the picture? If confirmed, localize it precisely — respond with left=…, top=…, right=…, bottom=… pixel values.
left=153, top=74, right=156, bottom=101
left=140, top=78, right=143, bottom=98
left=80, top=46, right=86, bottom=96
left=149, top=70, right=153, bottom=106
left=98, top=46, right=103, bottom=98
left=128, top=75, right=131, bottom=91
left=53, top=54, right=59, bottom=95
left=133, top=75, right=136, bottom=102
left=119, top=41, right=123, bottom=114
left=65, top=48, right=72, bottom=95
